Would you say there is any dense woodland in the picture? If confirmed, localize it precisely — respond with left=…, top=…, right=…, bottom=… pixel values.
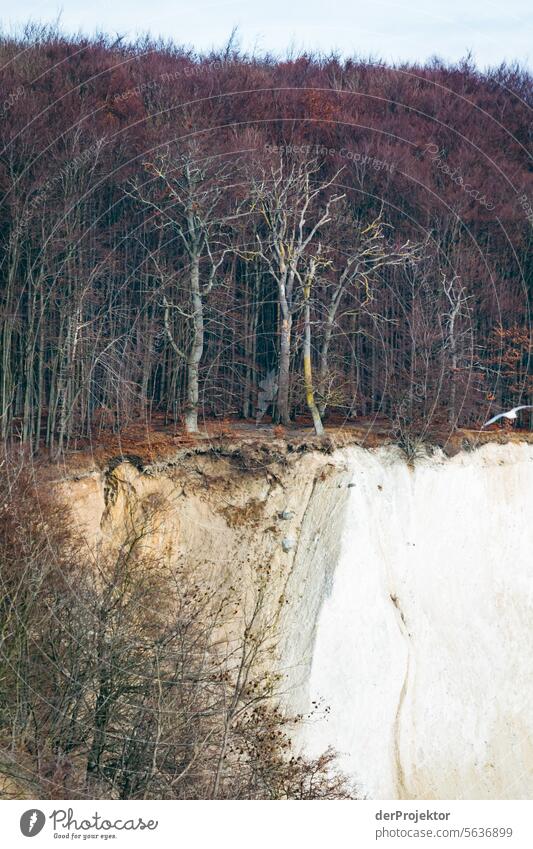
left=0, top=26, right=532, bottom=454
left=0, top=25, right=531, bottom=802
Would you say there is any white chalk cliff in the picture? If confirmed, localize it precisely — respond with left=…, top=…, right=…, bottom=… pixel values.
left=63, top=440, right=533, bottom=799
left=281, top=442, right=533, bottom=799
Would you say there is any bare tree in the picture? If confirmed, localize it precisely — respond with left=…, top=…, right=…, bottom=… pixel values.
left=0, top=451, right=354, bottom=800
left=130, top=147, right=237, bottom=432
left=318, top=210, right=420, bottom=417
left=441, top=274, right=472, bottom=428
left=296, top=251, right=331, bottom=434
left=251, top=157, right=344, bottom=425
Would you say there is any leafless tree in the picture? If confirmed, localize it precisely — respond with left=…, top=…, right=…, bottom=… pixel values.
left=130, top=147, right=239, bottom=432
left=441, top=274, right=472, bottom=428
left=250, top=156, right=344, bottom=426
left=318, top=209, right=420, bottom=417
left=0, top=451, right=354, bottom=799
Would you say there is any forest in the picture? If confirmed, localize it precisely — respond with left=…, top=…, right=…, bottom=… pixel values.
left=0, top=25, right=532, bottom=455
left=0, top=23, right=532, bottom=803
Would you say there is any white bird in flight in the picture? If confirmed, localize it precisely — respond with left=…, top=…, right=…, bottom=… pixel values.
left=482, top=405, right=533, bottom=428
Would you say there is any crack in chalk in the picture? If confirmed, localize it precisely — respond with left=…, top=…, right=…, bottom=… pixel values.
left=390, top=592, right=411, bottom=798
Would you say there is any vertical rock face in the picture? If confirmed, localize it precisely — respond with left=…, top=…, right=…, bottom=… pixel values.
left=61, top=441, right=533, bottom=800
left=282, top=443, right=533, bottom=799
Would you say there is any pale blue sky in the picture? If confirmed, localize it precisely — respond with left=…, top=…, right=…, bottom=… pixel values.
left=2, top=0, right=532, bottom=68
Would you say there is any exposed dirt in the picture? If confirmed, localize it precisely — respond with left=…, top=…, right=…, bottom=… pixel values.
left=32, top=414, right=533, bottom=484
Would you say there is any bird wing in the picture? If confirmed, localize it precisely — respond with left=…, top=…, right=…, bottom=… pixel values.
left=512, top=405, right=533, bottom=413
left=482, top=412, right=506, bottom=427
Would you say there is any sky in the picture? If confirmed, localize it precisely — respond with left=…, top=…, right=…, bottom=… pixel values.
left=1, top=0, right=532, bottom=69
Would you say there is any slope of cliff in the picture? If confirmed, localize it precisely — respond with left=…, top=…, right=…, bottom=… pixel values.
left=59, top=440, right=533, bottom=799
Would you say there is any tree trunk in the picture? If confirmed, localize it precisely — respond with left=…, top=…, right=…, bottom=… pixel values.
left=449, top=336, right=458, bottom=428
left=448, top=302, right=459, bottom=428
left=303, top=298, right=324, bottom=435
left=318, top=318, right=334, bottom=417
left=277, top=311, right=292, bottom=425
left=185, top=260, right=203, bottom=433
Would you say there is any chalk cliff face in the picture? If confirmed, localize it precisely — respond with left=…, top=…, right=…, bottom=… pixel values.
left=280, top=442, right=533, bottom=800
left=62, top=441, right=533, bottom=800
